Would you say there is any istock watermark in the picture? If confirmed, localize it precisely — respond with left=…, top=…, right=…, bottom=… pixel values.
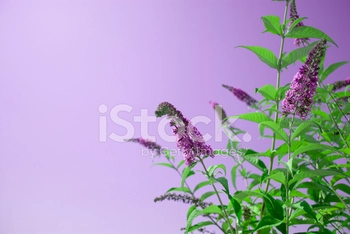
left=98, top=104, right=252, bottom=143
left=139, top=146, right=250, bottom=159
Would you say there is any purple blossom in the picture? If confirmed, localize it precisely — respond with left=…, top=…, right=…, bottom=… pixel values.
left=155, top=102, right=214, bottom=166
left=209, top=101, right=228, bottom=123
left=289, top=0, right=309, bottom=47
left=331, top=77, right=350, bottom=91
left=127, top=138, right=162, bottom=155
left=222, top=84, right=258, bottom=107
left=282, top=40, right=327, bottom=119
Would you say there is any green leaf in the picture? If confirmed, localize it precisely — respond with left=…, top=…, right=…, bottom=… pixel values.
left=230, top=112, right=273, bottom=124
left=187, top=221, right=214, bottom=232
left=321, top=61, right=349, bottom=82
left=300, top=201, right=317, bottom=221
left=177, top=160, right=184, bottom=168
left=166, top=187, right=192, bottom=194
left=292, top=143, right=336, bottom=158
left=257, top=84, right=277, bottom=100
left=282, top=41, right=319, bottom=68
left=259, top=121, right=288, bottom=142
left=329, top=163, right=350, bottom=169
left=311, top=110, right=330, bottom=120
left=233, top=198, right=242, bottom=224
left=187, top=204, right=224, bottom=229
left=243, top=155, right=268, bottom=172
left=265, top=171, right=286, bottom=185
left=297, top=181, right=333, bottom=193
left=234, top=190, right=267, bottom=201
left=181, top=165, right=194, bottom=192
left=231, top=164, right=240, bottom=190
left=215, top=177, right=230, bottom=194
left=152, top=162, right=175, bottom=169
left=207, top=164, right=226, bottom=177
left=253, top=216, right=284, bottom=232
left=288, top=17, right=307, bottom=31
left=236, top=45, right=278, bottom=68
left=290, top=169, right=345, bottom=185
left=261, top=15, right=282, bottom=35
left=186, top=205, right=196, bottom=220
left=186, top=205, right=224, bottom=232
left=286, top=26, right=337, bottom=47
left=201, top=204, right=223, bottom=215
left=291, top=122, right=313, bottom=139
left=334, top=183, right=350, bottom=195
left=186, top=209, right=202, bottom=233
left=193, top=181, right=211, bottom=193
left=200, top=191, right=218, bottom=201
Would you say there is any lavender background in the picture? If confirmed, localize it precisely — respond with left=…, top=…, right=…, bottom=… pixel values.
left=1, top=0, right=349, bottom=233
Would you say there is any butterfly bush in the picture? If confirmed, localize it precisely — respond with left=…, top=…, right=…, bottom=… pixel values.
left=129, top=1, right=350, bottom=233
left=331, top=77, right=350, bottom=91
left=209, top=101, right=228, bottom=123
left=282, top=39, right=327, bottom=119
left=289, top=0, right=309, bottom=46
left=127, top=138, right=162, bottom=155
left=155, top=102, right=214, bottom=166
left=222, top=84, right=258, bottom=107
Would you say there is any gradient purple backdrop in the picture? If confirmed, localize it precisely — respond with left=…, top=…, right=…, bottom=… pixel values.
left=0, top=0, right=349, bottom=233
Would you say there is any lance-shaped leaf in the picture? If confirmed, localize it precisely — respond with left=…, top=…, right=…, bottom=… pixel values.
left=257, top=84, right=277, bottom=100
left=259, top=121, right=288, bottom=142
left=253, top=216, right=284, bottom=232
left=291, top=122, right=313, bottom=139
left=229, top=112, right=273, bottom=124
left=261, top=15, right=282, bottom=35
left=291, top=143, right=336, bottom=158
left=186, top=205, right=223, bottom=233
left=281, top=41, right=319, bottom=68
left=187, top=221, right=214, bottom=233
left=286, top=26, right=337, bottom=47
left=321, top=61, right=349, bottom=82
left=236, top=45, right=278, bottom=68
left=288, top=17, right=307, bottom=31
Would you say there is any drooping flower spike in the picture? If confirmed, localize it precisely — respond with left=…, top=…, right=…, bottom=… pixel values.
left=289, top=0, right=310, bottom=47
left=282, top=39, right=327, bottom=119
left=155, top=102, right=214, bottom=166
left=126, top=138, right=162, bottom=155
left=209, top=101, right=228, bottom=123
left=330, top=77, right=350, bottom=91
left=222, top=85, right=258, bottom=107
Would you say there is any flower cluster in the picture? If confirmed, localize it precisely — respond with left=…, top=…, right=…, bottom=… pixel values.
left=222, top=85, right=257, bottom=107
left=289, top=0, right=309, bottom=46
left=155, top=102, right=214, bottom=165
left=126, top=138, right=162, bottom=155
left=331, top=77, right=350, bottom=91
left=282, top=39, right=327, bottom=119
left=209, top=101, right=228, bottom=123
left=154, top=193, right=212, bottom=209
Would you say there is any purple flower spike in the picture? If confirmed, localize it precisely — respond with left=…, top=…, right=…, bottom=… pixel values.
left=282, top=40, right=327, bottom=119
left=127, top=138, right=162, bottom=155
left=209, top=101, right=228, bottom=123
left=331, top=77, right=350, bottom=91
left=155, top=102, right=214, bottom=166
left=222, top=84, right=258, bottom=107
left=289, top=0, right=309, bottom=47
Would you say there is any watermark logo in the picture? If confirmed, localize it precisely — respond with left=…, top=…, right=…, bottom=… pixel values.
left=98, top=104, right=252, bottom=143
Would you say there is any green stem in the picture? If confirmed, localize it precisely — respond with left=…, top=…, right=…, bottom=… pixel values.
left=285, top=114, right=295, bottom=234
left=198, top=158, right=236, bottom=234
left=260, top=0, right=289, bottom=219
left=321, top=88, right=350, bottom=150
